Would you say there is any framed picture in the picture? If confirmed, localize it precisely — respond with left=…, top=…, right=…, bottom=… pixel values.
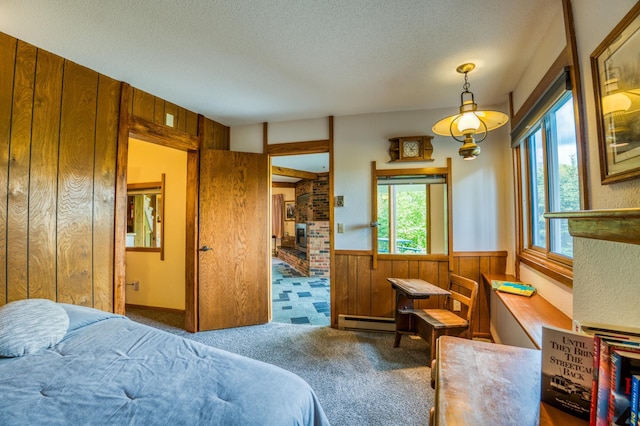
left=284, top=201, right=295, bottom=221
left=591, top=3, right=640, bottom=184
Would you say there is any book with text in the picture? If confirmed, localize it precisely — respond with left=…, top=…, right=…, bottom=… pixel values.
left=609, top=350, right=640, bottom=425
left=541, top=326, right=594, bottom=420
left=631, top=375, right=640, bottom=426
left=595, top=337, right=640, bottom=426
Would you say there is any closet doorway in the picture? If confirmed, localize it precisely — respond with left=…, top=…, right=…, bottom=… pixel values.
left=124, top=138, right=187, bottom=323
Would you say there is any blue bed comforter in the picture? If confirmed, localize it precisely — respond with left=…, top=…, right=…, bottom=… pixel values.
left=0, top=304, right=329, bottom=425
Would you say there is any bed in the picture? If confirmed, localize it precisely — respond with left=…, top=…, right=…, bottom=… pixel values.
left=0, top=299, right=330, bottom=425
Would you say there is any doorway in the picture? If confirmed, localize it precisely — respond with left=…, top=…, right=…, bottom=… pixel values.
left=124, top=138, right=188, bottom=317
left=271, top=153, right=331, bottom=326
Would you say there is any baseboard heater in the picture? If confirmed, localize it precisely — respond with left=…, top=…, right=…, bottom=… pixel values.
left=337, top=314, right=395, bottom=332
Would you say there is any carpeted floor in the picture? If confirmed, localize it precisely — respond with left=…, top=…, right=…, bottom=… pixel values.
left=126, top=307, right=433, bottom=426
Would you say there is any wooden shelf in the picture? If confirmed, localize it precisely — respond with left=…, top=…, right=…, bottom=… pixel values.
left=482, top=273, right=572, bottom=349
left=545, top=208, right=640, bottom=245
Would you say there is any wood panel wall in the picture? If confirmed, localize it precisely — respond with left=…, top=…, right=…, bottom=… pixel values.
left=128, top=88, right=199, bottom=137
left=0, top=32, right=231, bottom=312
left=0, top=34, right=120, bottom=310
left=333, top=250, right=507, bottom=338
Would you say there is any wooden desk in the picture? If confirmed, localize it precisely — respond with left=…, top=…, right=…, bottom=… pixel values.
left=387, top=278, right=450, bottom=347
left=434, top=336, right=588, bottom=426
left=482, top=273, right=572, bottom=349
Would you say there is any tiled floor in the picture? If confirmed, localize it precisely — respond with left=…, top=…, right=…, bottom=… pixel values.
left=272, top=258, right=330, bottom=326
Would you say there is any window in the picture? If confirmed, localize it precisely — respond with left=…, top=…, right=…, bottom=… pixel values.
left=523, top=92, right=579, bottom=259
left=370, top=160, right=451, bottom=267
left=377, top=179, right=446, bottom=254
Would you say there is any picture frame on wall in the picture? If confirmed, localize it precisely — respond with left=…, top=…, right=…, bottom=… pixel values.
left=591, top=2, right=640, bottom=184
left=284, top=201, right=295, bottom=221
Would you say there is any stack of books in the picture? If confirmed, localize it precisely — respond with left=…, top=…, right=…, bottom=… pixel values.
left=540, top=325, right=640, bottom=424
left=491, top=280, right=536, bottom=297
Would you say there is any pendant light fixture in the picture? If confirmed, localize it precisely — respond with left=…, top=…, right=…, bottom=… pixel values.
left=432, top=63, right=509, bottom=160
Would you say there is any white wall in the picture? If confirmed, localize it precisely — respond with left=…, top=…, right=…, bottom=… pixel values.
left=231, top=107, right=515, bottom=272
left=125, top=139, right=187, bottom=310
left=570, top=0, right=640, bottom=330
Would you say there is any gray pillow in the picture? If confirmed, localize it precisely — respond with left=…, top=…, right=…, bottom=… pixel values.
left=0, top=298, right=69, bottom=357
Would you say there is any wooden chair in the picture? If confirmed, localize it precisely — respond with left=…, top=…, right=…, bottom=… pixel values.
left=404, top=274, right=478, bottom=362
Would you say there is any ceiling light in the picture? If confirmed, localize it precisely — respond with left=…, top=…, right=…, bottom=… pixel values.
left=432, top=63, right=509, bottom=160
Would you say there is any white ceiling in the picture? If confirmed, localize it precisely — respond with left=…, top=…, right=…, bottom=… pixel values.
left=1, top=0, right=560, bottom=128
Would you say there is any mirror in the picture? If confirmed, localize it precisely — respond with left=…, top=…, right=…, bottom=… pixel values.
left=372, top=159, right=452, bottom=259
left=126, top=174, right=165, bottom=259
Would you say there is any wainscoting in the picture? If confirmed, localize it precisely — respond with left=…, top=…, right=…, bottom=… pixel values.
left=333, top=250, right=507, bottom=339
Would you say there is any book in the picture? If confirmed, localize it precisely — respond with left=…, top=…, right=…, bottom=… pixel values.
left=595, top=337, right=640, bottom=426
left=631, top=375, right=640, bottom=426
left=608, top=350, right=640, bottom=425
left=494, top=281, right=536, bottom=297
left=591, top=334, right=601, bottom=426
left=540, top=326, right=594, bottom=420
left=490, top=279, right=533, bottom=290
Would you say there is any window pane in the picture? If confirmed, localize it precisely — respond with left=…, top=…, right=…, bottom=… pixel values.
left=394, top=184, right=426, bottom=253
left=528, top=128, right=546, bottom=249
left=377, top=183, right=427, bottom=254
left=377, top=185, right=390, bottom=253
left=548, top=95, right=578, bottom=257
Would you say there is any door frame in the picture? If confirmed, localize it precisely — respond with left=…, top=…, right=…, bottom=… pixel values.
left=113, top=83, right=201, bottom=332
left=264, top=116, right=336, bottom=326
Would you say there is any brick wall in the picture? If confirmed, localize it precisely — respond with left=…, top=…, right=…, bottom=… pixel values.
left=308, top=221, right=330, bottom=277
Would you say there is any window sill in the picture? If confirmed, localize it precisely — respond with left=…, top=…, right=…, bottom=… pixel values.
left=518, top=250, right=573, bottom=288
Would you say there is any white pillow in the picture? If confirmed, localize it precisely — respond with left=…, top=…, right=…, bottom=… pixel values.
left=0, top=299, right=69, bottom=357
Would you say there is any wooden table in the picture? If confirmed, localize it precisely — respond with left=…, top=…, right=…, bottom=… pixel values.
left=387, top=278, right=450, bottom=347
left=434, top=336, right=588, bottom=426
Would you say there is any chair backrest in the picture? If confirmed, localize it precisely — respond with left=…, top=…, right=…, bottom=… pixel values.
left=445, top=274, right=479, bottom=335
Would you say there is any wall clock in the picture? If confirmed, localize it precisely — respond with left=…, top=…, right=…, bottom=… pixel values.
left=388, top=136, right=434, bottom=162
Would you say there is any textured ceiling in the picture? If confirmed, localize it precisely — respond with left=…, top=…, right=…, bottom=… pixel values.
left=0, top=0, right=560, bottom=127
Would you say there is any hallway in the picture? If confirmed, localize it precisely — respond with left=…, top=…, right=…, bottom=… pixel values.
left=272, top=258, right=330, bottom=326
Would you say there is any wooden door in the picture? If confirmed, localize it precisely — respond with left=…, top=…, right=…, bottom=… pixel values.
left=198, top=150, right=270, bottom=330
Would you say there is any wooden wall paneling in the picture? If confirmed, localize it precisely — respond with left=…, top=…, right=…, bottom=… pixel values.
left=113, top=83, right=130, bottom=315
left=356, top=255, right=371, bottom=316
left=391, top=259, right=409, bottom=279
left=456, top=256, right=481, bottom=334
left=92, top=74, right=120, bottom=311
left=213, top=120, right=230, bottom=150
left=0, top=33, right=17, bottom=305
left=417, top=260, right=441, bottom=309
left=28, top=48, right=63, bottom=301
left=346, top=254, right=358, bottom=314
left=490, top=254, right=507, bottom=274
left=185, top=110, right=198, bottom=136
left=333, top=254, right=349, bottom=326
left=7, top=40, right=36, bottom=302
left=57, top=61, right=98, bottom=306
left=131, top=88, right=155, bottom=122
left=153, top=97, right=165, bottom=125
left=201, top=117, right=214, bottom=150
left=370, top=258, right=393, bottom=318
left=176, top=107, right=187, bottom=132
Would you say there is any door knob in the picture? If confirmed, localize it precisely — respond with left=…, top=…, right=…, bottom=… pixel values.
left=199, top=245, right=212, bottom=252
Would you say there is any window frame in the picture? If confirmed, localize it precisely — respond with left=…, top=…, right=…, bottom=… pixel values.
left=370, top=158, right=452, bottom=270
left=521, top=92, right=577, bottom=266
left=511, top=50, right=588, bottom=287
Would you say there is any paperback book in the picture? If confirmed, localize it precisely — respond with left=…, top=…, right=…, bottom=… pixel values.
left=490, top=280, right=536, bottom=297
left=540, top=326, right=594, bottom=420
left=631, top=375, right=640, bottom=426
